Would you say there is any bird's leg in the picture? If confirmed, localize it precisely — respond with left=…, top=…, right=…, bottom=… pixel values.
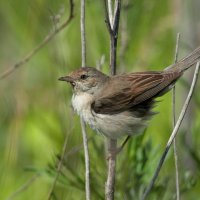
left=107, top=136, right=130, bottom=160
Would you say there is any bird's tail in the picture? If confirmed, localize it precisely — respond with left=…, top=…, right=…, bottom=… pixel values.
left=165, top=46, right=200, bottom=72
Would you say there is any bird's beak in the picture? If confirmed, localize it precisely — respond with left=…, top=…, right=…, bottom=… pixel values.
left=58, top=76, right=76, bottom=87
left=58, top=76, right=74, bottom=82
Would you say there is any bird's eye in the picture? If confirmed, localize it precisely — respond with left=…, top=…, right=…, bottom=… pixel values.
left=80, top=74, right=88, bottom=80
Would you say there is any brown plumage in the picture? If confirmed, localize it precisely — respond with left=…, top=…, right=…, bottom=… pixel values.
left=91, top=46, right=200, bottom=117
left=92, top=70, right=181, bottom=115
left=59, top=46, right=200, bottom=139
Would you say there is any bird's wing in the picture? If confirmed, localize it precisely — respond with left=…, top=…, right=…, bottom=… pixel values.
left=92, top=71, right=181, bottom=114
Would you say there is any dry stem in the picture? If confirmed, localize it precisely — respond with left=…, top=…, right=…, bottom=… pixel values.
left=104, top=1, right=121, bottom=200
left=80, top=118, right=91, bottom=200
left=172, top=33, right=181, bottom=200
left=80, top=0, right=91, bottom=199
left=105, top=139, right=117, bottom=200
left=81, top=0, right=86, bottom=67
left=0, top=0, right=74, bottom=80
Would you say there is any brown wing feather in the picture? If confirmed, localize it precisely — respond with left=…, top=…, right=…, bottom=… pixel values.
left=92, top=71, right=181, bottom=114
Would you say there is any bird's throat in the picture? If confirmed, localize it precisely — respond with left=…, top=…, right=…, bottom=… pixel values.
left=72, top=92, right=94, bottom=115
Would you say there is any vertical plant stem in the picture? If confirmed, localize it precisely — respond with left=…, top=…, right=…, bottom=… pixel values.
left=172, top=33, right=180, bottom=200
left=108, top=0, right=113, bottom=27
left=105, top=139, right=117, bottom=200
left=110, top=0, right=121, bottom=76
left=110, top=35, right=117, bottom=75
left=80, top=118, right=91, bottom=200
left=81, top=0, right=86, bottom=67
left=80, top=0, right=91, bottom=200
left=104, top=1, right=121, bottom=200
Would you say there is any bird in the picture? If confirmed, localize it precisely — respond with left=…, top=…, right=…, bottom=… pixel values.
left=58, top=47, right=200, bottom=142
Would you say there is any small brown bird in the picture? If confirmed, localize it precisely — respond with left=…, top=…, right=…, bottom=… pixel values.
left=59, top=47, right=200, bottom=140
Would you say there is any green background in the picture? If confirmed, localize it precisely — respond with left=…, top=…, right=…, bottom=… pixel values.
left=0, top=0, right=200, bottom=199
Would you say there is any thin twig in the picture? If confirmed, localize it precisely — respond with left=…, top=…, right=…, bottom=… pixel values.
left=108, top=0, right=113, bottom=27
left=81, top=0, right=86, bottom=67
left=80, top=0, right=91, bottom=199
left=113, top=0, right=121, bottom=34
left=0, top=0, right=74, bottom=80
left=47, top=130, right=70, bottom=199
left=104, top=0, right=113, bottom=36
left=141, top=62, right=200, bottom=200
left=80, top=118, right=91, bottom=200
left=174, top=33, right=180, bottom=65
left=111, top=0, right=121, bottom=75
left=104, top=1, right=121, bottom=200
left=107, top=0, right=121, bottom=76
left=6, top=174, right=40, bottom=200
left=172, top=33, right=180, bottom=200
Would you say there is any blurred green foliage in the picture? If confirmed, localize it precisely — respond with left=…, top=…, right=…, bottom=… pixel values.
left=0, top=0, right=200, bottom=200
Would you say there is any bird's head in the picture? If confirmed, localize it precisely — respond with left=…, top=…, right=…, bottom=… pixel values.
left=58, top=67, right=108, bottom=94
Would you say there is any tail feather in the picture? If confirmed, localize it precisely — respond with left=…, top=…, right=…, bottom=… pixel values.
left=165, top=46, right=200, bottom=72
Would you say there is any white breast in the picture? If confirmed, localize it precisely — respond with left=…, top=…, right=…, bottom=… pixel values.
left=72, top=93, right=93, bottom=114
left=72, top=93, right=97, bottom=129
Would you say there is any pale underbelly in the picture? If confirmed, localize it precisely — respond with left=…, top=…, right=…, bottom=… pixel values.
left=80, top=109, right=147, bottom=139
left=72, top=93, right=148, bottom=139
